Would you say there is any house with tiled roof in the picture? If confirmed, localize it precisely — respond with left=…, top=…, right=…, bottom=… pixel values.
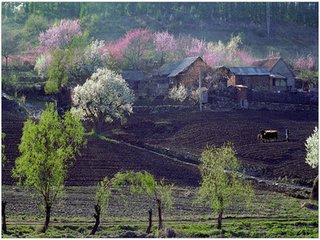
left=149, top=56, right=214, bottom=97
left=251, top=57, right=296, bottom=91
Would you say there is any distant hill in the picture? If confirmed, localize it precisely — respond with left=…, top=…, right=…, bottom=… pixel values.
left=92, top=15, right=318, bottom=62
left=2, top=2, right=318, bottom=65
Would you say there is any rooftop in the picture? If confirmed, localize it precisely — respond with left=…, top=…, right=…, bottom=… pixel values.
left=229, top=67, right=270, bottom=76
left=121, top=70, right=145, bottom=82
left=251, top=57, right=282, bottom=70
left=158, top=56, right=201, bottom=77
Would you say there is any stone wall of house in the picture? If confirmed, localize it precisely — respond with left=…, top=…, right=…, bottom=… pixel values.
left=228, top=75, right=271, bottom=91
left=175, top=58, right=214, bottom=89
left=207, top=96, right=239, bottom=110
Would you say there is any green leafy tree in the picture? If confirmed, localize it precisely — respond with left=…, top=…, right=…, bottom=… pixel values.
left=2, top=133, right=6, bottom=165
left=12, top=103, right=86, bottom=233
left=112, top=171, right=173, bottom=231
left=197, top=143, right=254, bottom=229
left=45, top=49, right=68, bottom=94
left=2, top=31, right=19, bottom=69
left=90, top=177, right=112, bottom=235
left=305, top=127, right=319, bottom=200
left=22, top=14, right=49, bottom=46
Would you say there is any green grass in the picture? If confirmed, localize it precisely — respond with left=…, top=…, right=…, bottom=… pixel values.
left=84, top=130, right=120, bottom=144
left=169, top=219, right=318, bottom=238
left=3, top=218, right=318, bottom=238
left=154, top=120, right=172, bottom=126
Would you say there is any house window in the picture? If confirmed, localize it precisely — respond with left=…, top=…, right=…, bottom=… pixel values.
left=273, top=79, right=287, bottom=87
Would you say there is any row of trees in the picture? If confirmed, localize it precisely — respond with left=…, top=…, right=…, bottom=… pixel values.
left=2, top=2, right=318, bottom=27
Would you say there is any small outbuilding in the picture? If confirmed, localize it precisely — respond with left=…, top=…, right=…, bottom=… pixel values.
left=228, top=67, right=271, bottom=91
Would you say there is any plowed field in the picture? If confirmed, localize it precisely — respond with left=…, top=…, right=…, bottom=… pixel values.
left=111, top=109, right=318, bottom=181
left=2, top=109, right=318, bottom=187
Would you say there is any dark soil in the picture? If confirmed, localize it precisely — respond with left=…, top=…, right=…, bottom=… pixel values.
left=2, top=109, right=318, bottom=187
left=111, top=109, right=318, bottom=181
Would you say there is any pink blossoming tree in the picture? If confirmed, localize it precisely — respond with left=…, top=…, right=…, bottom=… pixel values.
left=38, top=19, right=82, bottom=51
left=154, top=31, right=177, bottom=64
left=292, top=54, right=317, bottom=84
left=106, top=29, right=155, bottom=70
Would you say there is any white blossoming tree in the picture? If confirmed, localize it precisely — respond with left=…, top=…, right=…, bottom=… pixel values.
left=168, top=84, right=188, bottom=102
left=306, top=127, right=318, bottom=168
left=305, top=127, right=319, bottom=200
left=71, top=68, right=135, bottom=130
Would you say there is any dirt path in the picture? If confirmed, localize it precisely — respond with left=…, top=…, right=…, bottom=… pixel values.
left=117, top=138, right=312, bottom=197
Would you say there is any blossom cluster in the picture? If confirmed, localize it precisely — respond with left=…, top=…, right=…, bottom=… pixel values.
left=39, top=19, right=82, bottom=51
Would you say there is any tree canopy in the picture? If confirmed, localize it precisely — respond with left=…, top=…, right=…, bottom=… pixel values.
left=197, top=143, right=254, bottom=229
left=12, top=103, right=86, bottom=232
left=305, top=127, right=318, bottom=169
left=3, top=2, right=317, bottom=28
left=71, top=68, right=135, bottom=130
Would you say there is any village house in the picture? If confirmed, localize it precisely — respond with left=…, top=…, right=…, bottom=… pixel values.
left=224, top=57, right=296, bottom=93
left=149, top=56, right=214, bottom=97
left=251, top=57, right=296, bottom=92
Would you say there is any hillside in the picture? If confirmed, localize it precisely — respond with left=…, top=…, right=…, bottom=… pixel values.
left=2, top=2, right=318, bottom=64
left=92, top=15, right=318, bottom=60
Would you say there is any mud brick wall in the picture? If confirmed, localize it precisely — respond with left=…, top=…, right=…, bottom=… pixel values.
left=249, top=91, right=318, bottom=105
left=249, top=102, right=318, bottom=111
left=174, top=58, right=214, bottom=89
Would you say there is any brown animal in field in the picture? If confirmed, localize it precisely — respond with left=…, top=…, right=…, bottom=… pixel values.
left=257, top=130, right=278, bottom=142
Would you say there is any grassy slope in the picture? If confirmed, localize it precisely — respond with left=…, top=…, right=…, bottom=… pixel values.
left=93, top=15, right=318, bottom=60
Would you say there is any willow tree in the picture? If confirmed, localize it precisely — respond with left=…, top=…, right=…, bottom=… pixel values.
left=197, top=143, right=254, bottom=229
left=112, top=171, right=173, bottom=231
left=12, top=103, right=86, bottom=233
left=90, top=177, right=112, bottom=235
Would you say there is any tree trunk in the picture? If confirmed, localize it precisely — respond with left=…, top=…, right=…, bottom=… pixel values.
left=42, top=204, right=51, bottom=233
left=90, top=204, right=101, bottom=235
left=266, top=2, right=271, bottom=38
left=217, top=211, right=223, bottom=229
left=2, top=201, right=7, bottom=234
left=157, top=199, right=163, bottom=230
left=146, top=208, right=152, bottom=234
left=5, top=56, right=8, bottom=70
left=310, top=175, right=318, bottom=201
